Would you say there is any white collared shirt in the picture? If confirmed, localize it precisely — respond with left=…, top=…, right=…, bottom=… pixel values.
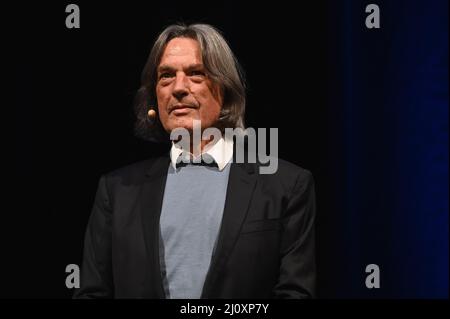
left=170, top=136, right=234, bottom=171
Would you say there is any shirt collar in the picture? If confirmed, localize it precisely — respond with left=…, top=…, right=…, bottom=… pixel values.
left=170, top=136, right=234, bottom=171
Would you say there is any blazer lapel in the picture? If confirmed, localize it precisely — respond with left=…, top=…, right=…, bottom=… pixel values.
left=201, top=161, right=258, bottom=298
left=138, top=155, right=170, bottom=298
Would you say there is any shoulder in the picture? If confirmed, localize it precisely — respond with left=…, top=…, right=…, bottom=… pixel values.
left=251, top=157, right=314, bottom=197
left=101, top=155, right=169, bottom=186
left=273, top=158, right=312, bottom=180
left=255, top=157, right=313, bottom=181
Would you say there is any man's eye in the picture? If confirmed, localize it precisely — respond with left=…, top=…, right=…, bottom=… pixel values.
left=190, top=71, right=205, bottom=77
left=159, top=73, right=172, bottom=79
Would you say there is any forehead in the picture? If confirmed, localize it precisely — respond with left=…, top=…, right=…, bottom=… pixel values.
left=159, top=37, right=202, bottom=65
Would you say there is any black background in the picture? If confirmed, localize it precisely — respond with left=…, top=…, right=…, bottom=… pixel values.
left=7, top=0, right=448, bottom=298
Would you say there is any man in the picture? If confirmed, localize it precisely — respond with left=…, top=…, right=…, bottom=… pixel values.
left=74, top=23, right=316, bottom=299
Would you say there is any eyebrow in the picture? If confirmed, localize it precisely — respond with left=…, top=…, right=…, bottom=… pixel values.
left=158, top=63, right=205, bottom=73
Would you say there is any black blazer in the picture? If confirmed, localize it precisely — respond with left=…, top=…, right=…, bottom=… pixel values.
left=73, top=153, right=316, bottom=299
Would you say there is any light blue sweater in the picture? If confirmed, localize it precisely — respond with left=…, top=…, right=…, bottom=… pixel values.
left=159, top=162, right=231, bottom=298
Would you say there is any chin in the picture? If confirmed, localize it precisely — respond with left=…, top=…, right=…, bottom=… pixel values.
left=169, top=117, right=198, bottom=131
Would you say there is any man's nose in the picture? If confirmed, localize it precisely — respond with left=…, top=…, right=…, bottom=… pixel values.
left=172, top=73, right=189, bottom=100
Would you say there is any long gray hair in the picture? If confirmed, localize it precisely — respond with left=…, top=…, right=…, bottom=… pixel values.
left=134, top=23, right=246, bottom=142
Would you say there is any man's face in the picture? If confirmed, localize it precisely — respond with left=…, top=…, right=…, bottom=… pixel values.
left=156, top=37, right=223, bottom=133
